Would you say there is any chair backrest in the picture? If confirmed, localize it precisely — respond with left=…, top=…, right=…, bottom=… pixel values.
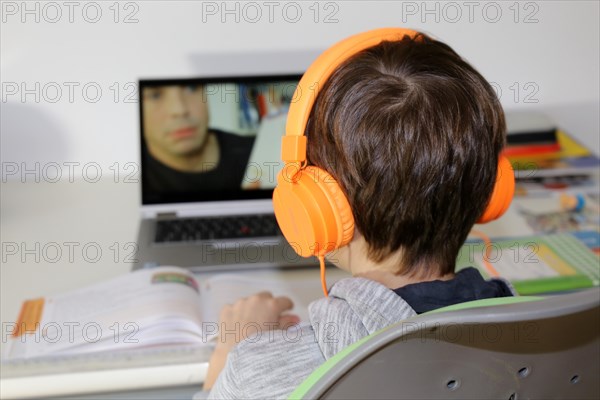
left=290, top=288, right=600, bottom=399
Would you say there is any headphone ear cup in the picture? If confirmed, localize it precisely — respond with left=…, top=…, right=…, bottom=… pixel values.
left=477, top=156, right=515, bottom=224
left=273, top=166, right=355, bottom=257
left=314, top=168, right=355, bottom=248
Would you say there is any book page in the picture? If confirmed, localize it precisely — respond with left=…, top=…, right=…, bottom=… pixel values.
left=198, top=272, right=327, bottom=340
left=472, top=243, right=564, bottom=281
left=6, top=266, right=203, bottom=359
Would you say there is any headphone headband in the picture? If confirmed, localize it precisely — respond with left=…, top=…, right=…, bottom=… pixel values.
left=282, top=27, right=420, bottom=164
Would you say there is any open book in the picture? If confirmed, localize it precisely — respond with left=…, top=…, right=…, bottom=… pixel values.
left=2, top=267, right=336, bottom=399
left=4, top=266, right=319, bottom=361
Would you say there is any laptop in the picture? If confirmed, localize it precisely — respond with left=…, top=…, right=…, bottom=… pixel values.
left=134, top=74, right=318, bottom=271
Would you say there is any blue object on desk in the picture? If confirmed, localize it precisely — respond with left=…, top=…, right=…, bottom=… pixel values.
left=571, top=230, right=600, bottom=250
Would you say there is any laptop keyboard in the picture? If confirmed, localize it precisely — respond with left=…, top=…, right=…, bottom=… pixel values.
left=154, top=214, right=283, bottom=243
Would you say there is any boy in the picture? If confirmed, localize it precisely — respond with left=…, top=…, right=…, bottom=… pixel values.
left=204, top=29, right=515, bottom=398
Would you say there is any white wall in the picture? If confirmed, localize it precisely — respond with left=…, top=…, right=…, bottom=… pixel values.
left=1, top=0, right=599, bottom=181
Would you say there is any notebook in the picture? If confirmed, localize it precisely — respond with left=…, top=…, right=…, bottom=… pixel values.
left=133, top=74, right=317, bottom=271
left=457, top=231, right=600, bottom=295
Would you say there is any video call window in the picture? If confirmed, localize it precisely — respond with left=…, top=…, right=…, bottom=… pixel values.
left=139, top=76, right=301, bottom=204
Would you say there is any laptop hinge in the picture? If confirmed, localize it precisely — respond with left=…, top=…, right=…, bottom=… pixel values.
left=156, top=212, right=177, bottom=219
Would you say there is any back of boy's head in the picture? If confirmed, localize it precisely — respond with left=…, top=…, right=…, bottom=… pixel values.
left=305, top=33, right=506, bottom=277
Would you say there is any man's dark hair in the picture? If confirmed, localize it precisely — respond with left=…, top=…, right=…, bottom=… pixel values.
left=306, top=33, right=506, bottom=277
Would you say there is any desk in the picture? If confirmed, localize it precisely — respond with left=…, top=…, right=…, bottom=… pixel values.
left=0, top=175, right=586, bottom=399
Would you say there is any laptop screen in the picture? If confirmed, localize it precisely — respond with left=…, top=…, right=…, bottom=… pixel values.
left=139, top=75, right=302, bottom=205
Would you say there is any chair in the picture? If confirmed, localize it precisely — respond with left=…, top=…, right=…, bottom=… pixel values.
left=290, top=288, right=600, bottom=399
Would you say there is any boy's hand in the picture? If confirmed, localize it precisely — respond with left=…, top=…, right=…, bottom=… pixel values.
left=215, top=291, right=300, bottom=351
left=204, top=291, right=299, bottom=391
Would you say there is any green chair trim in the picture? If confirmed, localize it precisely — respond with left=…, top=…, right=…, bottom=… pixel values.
left=288, top=295, right=544, bottom=399
left=288, top=326, right=388, bottom=399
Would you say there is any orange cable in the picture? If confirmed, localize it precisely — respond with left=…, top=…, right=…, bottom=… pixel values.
left=319, top=255, right=329, bottom=297
left=469, top=229, right=500, bottom=278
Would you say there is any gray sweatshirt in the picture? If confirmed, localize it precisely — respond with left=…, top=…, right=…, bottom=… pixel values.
left=207, top=277, right=418, bottom=399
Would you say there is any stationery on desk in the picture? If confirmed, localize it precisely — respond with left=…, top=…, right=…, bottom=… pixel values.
left=515, top=193, right=600, bottom=239
left=459, top=231, right=600, bottom=295
left=504, top=112, right=600, bottom=195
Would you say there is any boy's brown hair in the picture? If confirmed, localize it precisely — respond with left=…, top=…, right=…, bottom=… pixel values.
left=305, top=33, right=506, bottom=277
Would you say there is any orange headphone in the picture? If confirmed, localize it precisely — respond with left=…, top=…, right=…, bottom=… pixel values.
left=272, top=28, right=515, bottom=296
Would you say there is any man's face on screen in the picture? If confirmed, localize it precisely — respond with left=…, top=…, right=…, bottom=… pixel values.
left=142, top=85, right=210, bottom=157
